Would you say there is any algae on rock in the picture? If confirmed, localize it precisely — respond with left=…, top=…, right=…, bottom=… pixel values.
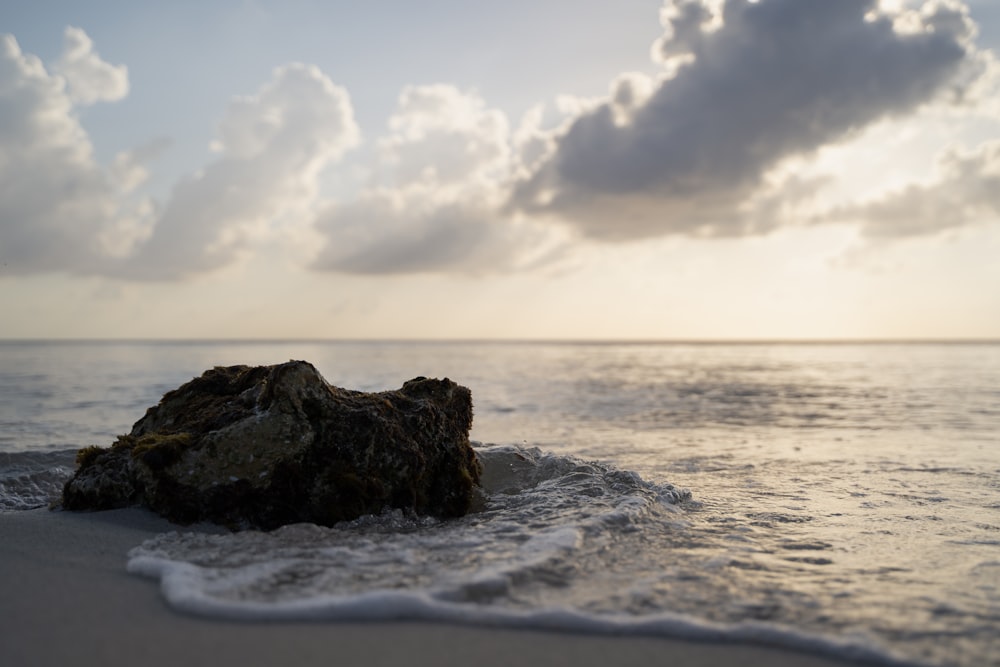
left=62, top=361, right=481, bottom=529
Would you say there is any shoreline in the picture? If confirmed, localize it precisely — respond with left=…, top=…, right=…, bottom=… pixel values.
left=1, top=508, right=873, bottom=667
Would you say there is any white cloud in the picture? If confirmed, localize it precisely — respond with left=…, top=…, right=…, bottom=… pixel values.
left=52, top=26, right=128, bottom=105
left=0, top=32, right=122, bottom=274
left=312, top=85, right=565, bottom=275
left=378, top=84, right=511, bottom=185
left=512, top=0, right=989, bottom=241
left=109, top=137, right=171, bottom=195
left=822, top=140, right=1000, bottom=238
left=117, top=63, right=360, bottom=280
left=312, top=185, right=549, bottom=275
left=1, top=32, right=360, bottom=281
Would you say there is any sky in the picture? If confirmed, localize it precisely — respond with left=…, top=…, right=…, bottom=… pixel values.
left=1, top=0, right=999, bottom=340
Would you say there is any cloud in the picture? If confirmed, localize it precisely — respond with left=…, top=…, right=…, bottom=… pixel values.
left=109, top=137, right=172, bottom=195
left=1, top=30, right=359, bottom=281
left=512, top=0, right=986, bottom=241
left=116, top=63, right=360, bottom=280
left=312, top=186, right=546, bottom=275
left=5, top=7, right=995, bottom=284
left=52, top=26, right=128, bottom=105
left=0, top=31, right=122, bottom=274
left=312, top=85, right=564, bottom=275
left=822, top=141, right=1000, bottom=238
left=378, top=84, right=511, bottom=184
left=0, top=32, right=361, bottom=281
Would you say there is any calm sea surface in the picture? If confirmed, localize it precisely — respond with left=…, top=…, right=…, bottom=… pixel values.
left=1, top=341, right=998, bottom=666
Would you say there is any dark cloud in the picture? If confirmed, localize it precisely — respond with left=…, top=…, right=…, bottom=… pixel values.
left=512, top=0, right=983, bottom=240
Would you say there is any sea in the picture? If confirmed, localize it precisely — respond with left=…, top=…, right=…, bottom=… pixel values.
left=1, top=340, right=998, bottom=666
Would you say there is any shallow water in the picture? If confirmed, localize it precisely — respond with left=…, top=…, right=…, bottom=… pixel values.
left=2, top=341, right=998, bottom=666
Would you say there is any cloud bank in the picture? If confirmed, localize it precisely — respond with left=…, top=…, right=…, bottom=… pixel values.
left=1, top=1, right=998, bottom=283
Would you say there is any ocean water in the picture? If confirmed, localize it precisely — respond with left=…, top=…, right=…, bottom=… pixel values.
left=1, top=340, right=998, bottom=666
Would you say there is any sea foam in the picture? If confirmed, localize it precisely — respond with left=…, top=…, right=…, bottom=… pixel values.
left=0, top=450, right=75, bottom=510
left=125, top=444, right=916, bottom=666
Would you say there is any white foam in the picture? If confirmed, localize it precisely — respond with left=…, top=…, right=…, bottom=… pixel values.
left=127, top=551, right=917, bottom=666
left=0, top=450, right=75, bottom=510
left=124, top=446, right=685, bottom=618
left=120, top=445, right=920, bottom=667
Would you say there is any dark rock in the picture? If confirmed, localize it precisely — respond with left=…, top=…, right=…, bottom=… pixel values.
left=62, top=361, right=481, bottom=529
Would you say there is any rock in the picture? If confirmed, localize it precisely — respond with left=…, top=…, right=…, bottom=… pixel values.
left=62, top=361, right=481, bottom=529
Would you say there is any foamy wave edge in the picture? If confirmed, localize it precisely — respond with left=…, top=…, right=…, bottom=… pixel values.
left=127, top=554, right=924, bottom=667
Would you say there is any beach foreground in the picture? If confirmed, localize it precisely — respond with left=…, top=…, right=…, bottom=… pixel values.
left=1, top=508, right=868, bottom=667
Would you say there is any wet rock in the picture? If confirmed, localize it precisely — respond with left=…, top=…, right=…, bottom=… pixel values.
left=62, top=361, right=480, bottom=529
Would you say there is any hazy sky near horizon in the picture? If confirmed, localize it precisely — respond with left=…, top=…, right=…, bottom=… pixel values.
left=2, top=0, right=999, bottom=340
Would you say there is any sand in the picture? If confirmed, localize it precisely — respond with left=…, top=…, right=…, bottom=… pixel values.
left=0, top=507, right=869, bottom=667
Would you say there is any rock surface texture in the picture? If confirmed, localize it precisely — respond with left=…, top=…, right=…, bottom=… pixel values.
left=62, top=361, right=480, bottom=529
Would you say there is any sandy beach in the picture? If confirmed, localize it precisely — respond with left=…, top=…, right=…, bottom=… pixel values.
left=0, top=507, right=875, bottom=667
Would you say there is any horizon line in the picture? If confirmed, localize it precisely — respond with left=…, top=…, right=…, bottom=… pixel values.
left=1, top=337, right=999, bottom=345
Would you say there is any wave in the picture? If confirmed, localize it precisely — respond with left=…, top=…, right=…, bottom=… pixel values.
left=126, top=444, right=690, bottom=603
left=125, top=444, right=921, bottom=665
left=0, top=442, right=933, bottom=665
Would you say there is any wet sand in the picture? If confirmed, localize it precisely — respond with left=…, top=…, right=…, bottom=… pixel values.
left=0, top=508, right=869, bottom=667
